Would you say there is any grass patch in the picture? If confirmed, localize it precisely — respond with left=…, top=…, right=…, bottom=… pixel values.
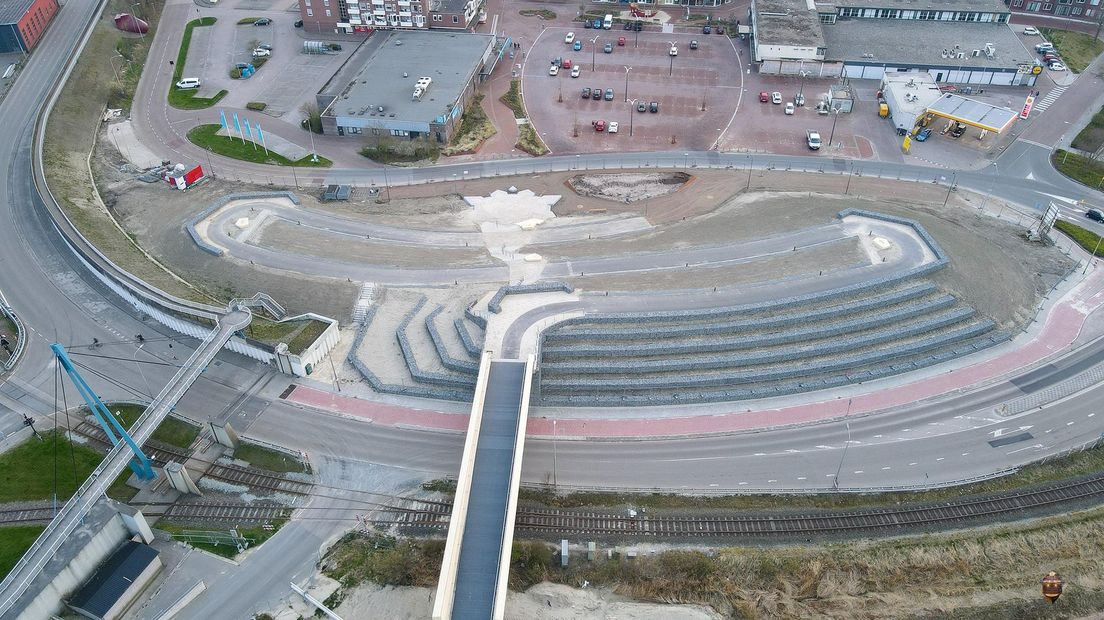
left=359, top=141, right=440, bottom=164
left=108, top=2, right=164, bottom=112
left=107, top=403, right=200, bottom=451
left=1055, top=220, right=1104, bottom=257
left=1072, top=105, right=1104, bottom=156
left=237, top=17, right=261, bottom=24
left=1053, top=149, right=1104, bottom=190
left=243, top=317, right=329, bottom=355
left=168, top=17, right=227, bottom=110
left=516, top=123, right=548, bottom=156
left=1039, top=28, right=1104, bottom=73
left=157, top=520, right=286, bottom=558
left=246, top=101, right=268, bottom=111
left=187, top=124, right=331, bottom=167
left=232, top=443, right=308, bottom=474
left=0, top=526, right=46, bottom=580
left=442, top=93, right=496, bottom=156
left=519, top=9, right=556, bottom=19
left=500, top=79, right=526, bottom=119
left=0, top=431, right=102, bottom=503
left=329, top=507, right=1104, bottom=618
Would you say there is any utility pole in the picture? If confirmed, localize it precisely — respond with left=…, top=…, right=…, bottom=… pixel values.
left=832, top=399, right=853, bottom=491
left=623, top=65, right=631, bottom=102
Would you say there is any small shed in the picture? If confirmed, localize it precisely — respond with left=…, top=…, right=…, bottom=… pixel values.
left=323, top=184, right=352, bottom=201
left=67, top=540, right=162, bottom=620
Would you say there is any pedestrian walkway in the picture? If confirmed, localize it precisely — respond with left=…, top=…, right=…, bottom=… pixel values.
left=1033, top=85, right=1067, bottom=114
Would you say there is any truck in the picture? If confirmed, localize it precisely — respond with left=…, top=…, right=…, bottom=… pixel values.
left=603, top=14, right=613, bottom=29
left=805, top=130, right=822, bottom=150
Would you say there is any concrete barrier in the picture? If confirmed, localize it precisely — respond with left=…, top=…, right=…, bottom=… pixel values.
left=425, top=307, right=479, bottom=374
left=487, top=282, right=574, bottom=314
left=185, top=192, right=302, bottom=257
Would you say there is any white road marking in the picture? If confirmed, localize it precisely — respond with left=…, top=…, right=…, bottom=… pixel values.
left=881, top=466, right=891, bottom=470
left=936, top=457, right=945, bottom=461
left=908, top=462, right=918, bottom=466
left=797, top=476, right=807, bottom=480
left=853, top=470, right=864, bottom=474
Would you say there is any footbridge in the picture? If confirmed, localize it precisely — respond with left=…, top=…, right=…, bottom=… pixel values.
left=433, top=353, right=534, bottom=620
left=0, top=307, right=252, bottom=617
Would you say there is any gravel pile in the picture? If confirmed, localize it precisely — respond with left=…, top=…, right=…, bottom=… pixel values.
left=569, top=172, right=690, bottom=203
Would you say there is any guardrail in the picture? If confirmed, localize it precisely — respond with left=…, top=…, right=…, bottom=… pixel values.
left=0, top=289, right=26, bottom=372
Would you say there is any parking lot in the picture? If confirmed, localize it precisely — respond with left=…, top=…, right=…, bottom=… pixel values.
left=522, top=26, right=744, bottom=153
left=182, top=10, right=353, bottom=118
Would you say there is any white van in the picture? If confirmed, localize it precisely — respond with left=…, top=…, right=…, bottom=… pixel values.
left=603, top=14, right=613, bottom=29
left=175, top=77, right=201, bottom=90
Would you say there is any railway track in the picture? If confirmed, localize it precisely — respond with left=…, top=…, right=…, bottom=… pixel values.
left=373, top=473, right=1104, bottom=538
left=158, top=501, right=293, bottom=524
left=0, top=505, right=57, bottom=526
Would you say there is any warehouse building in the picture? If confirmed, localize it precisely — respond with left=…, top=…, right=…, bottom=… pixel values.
left=0, top=0, right=58, bottom=54
left=750, top=0, right=1039, bottom=87
left=315, top=30, right=497, bottom=143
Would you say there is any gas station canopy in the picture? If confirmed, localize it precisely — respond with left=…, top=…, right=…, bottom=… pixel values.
left=926, top=93, right=1018, bottom=133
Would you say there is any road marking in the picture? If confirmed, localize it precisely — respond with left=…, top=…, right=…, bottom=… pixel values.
left=1007, top=443, right=1045, bottom=455
left=767, top=479, right=777, bottom=483
left=853, top=470, right=864, bottom=474
left=815, top=445, right=833, bottom=449
left=1090, top=413, right=1096, bottom=418
left=1068, top=421, right=1075, bottom=426
left=908, top=462, right=918, bottom=466
left=936, top=457, right=945, bottom=461
left=797, top=476, right=807, bottom=480
left=826, top=473, right=836, bottom=477
left=881, top=466, right=891, bottom=470
left=962, top=453, right=969, bottom=456
left=738, top=481, right=748, bottom=485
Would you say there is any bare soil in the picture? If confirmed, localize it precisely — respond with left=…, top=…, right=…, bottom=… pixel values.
left=568, top=172, right=691, bottom=203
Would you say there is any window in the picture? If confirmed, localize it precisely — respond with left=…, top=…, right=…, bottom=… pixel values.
left=839, top=7, right=861, bottom=16
left=1027, top=1, right=1040, bottom=8
left=347, top=127, right=362, bottom=134
left=323, top=0, right=329, bottom=5
left=433, top=13, right=442, bottom=20
left=306, top=7, right=313, bottom=15
left=918, top=9, right=937, bottom=19
left=325, top=8, right=331, bottom=15
left=996, top=12, right=1008, bottom=20
left=1042, top=3, right=1051, bottom=8
left=390, top=129, right=409, bottom=137
left=1072, top=6, right=1082, bottom=12
left=304, top=0, right=311, bottom=5
left=453, top=15, right=459, bottom=22
left=1012, top=0, right=1022, bottom=6
left=819, top=12, right=836, bottom=22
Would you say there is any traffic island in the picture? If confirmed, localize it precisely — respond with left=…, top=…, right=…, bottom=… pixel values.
left=168, top=17, right=227, bottom=110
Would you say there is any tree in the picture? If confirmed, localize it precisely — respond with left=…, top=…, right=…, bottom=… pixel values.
left=300, top=102, right=322, bottom=133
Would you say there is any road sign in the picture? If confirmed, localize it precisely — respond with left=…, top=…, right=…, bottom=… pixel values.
left=1020, top=95, right=1035, bottom=120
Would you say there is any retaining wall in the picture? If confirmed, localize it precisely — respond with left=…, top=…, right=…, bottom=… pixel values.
left=487, top=282, right=574, bottom=314
left=185, top=191, right=302, bottom=257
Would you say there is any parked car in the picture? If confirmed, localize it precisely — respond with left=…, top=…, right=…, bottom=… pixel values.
left=618, top=36, right=626, bottom=46
left=1048, top=61, right=1067, bottom=71
left=1035, top=42, right=1054, bottom=53
left=571, top=66, right=581, bottom=78
left=689, top=40, right=698, bottom=50
left=623, top=22, right=633, bottom=30
left=784, top=102, right=795, bottom=115
left=609, top=121, right=619, bottom=133
left=715, top=25, right=724, bottom=34
left=1087, top=209, right=1104, bottom=222
left=759, top=91, right=770, bottom=103
left=703, top=25, right=711, bottom=34
left=563, top=59, right=573, bottom=69
left=771, top=91, right=782, bottom=104
left=593, top=18, right=603, bottom=29
left=294, top=19, right=303, bottom=28
left=252, top=48, right=271, bottom=58
left=1023, top=26, right=1040, bottom=35
left=950, top=123, right=967, bottom=138
left=669, top=45, right=678, bottom=56
left=1043, top=53, right=1060, bottom=63
left=573, top=40, right=583, bottom=51
left=604, top=42, right=614, bottom=53
left=549, top=65, right=559, bottom=76
left=253, top=18, right=271, bottom=26
left=234, top=63, right=250, bottom=70
left=257, top=43, right=273, bottom=50
left=805, top=129, right=821, bottom=150
left=633, top=21, right=643, bottom=31
left=592, top=87, right=603, bottom=100
left=605, top=88, right=615, bottom=100
left=649, top=101, right=659, bottom=113
left=565, top=32, right=575, bottom=44
left=175, top=77, right=201, bottom=89
left=582, top=87, right=592, bottom=99
left=794, top=93, right=805, bottom=106
left=915, top=127, right=932, bottom=141
left=551, top=56, right=562, bottom=67
left=637, top=100, right=647, bottom=112
left=584, top=19, right=592, bottom=29
left=594, top=119, right=606, bottom=132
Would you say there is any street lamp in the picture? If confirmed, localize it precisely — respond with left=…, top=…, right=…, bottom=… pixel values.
left=623, top=65, right=631, bottom=102
left=591, top=34, right=600, bottom=70
left=827, top=107, right=840, bottom=147
left=798, top=70, right=809, bottom=100
left=108, top=53, right=124, bottom=82
left=627, top=98, right=637, bottom=136
left=132, top=2, right=146, bottom=39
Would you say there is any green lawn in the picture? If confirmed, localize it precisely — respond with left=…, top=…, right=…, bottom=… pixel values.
left=0, top=526, right=45, bottom=580
left=1040, top=28, right=1104, bottom=73
left=1053, top=148, right=1104, bottom=190
left=168, top=17, right=228, bottom=110
left=0, top=431, right=102, bottom=503
left=244, top=318, right=330, bottom=354
left=1055, top=220, right=1104, bottom=256
left=109, top=404, right=200, bottom=451
left=232, top=443, right=308, bottom=474
left=157, top=520, right=285, bottom=558
left=1072, top=105, right=1104, bottom=156
left=187, top=124, right=332, bottom=167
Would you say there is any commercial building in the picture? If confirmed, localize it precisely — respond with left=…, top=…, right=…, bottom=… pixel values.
left=590, top=0, right=734, bottom=6
left=750, top=0, right=1038, bottom=86
left=296, top=0, right=482, bottom=33
left=1005, top=0, right=1102, bottom=26
left=0, top=0, right=59, bottom=54
left=315, top=30, right=497, bottom=143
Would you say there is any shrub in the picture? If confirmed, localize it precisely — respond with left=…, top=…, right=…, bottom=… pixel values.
left=237, top=17, right=259, bottom=24
left=246, top=102, right=267, bottom=111
left=500, top=79, right=526, bottom=119
left=1055, top=220, right=1104, bottom=256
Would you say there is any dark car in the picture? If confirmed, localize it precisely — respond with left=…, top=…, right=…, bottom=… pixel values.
left=636, top=101, right=647, bottom=112
left=253, top=17, right=272, bottom=26
left=623, top=22, right=633, bottom=30
left=234, top=62, right=250, bottom=70
left=604, top=88, right=615, bottom=101
left=582, top=87, right=592, bottom=99
left=950, top=123, right=967, bottom=138
left=649, top=101, right=659, bottom=113
left=703, top=25, right=711, bottom=34
left=689, top=40, right=698, bottom=50
left=294, top=19, right=303, bottom=28
left=592, top=87, right=603, bottom=100
left=583, top=19, right=592, bottom=29
left=1088, top=209, right=1104, bottom=222
left=716, top=25, right=724, bottom=34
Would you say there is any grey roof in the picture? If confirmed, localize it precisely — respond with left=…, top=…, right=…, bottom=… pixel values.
left=322, top=30, right=493, bottom=124
left=823, top=20, right=1034, bottom=68
left=451, top=360, right=527, bottom=619
left=68, top=541, right=159, bottom=618
left=882, top=73, right=943, bottom=131
left=0, top=0, right=37, bottom=25
left=431, top=0, right=469, bottom=13
left=927, top=93, right=1018, bottom=131
left=828, top=0, right=1007, bottom=11
left=755, top=0, right=826, bottom=48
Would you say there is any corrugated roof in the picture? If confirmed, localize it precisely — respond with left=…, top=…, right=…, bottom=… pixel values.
left=68, top=541, right=159, bottom=618
left=927, top=92, right=1018, bottom=132
left=0, top=0, right=38, bottom=26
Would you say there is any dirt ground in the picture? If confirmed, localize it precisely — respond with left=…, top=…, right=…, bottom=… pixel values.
left=568, top=171, right=690, bottom=202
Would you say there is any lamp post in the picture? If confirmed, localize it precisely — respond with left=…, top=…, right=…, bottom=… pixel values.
left=108, top=53, right=124, bottom=82
left=831, top=399, right=853, bottom=491
left=132, top=2, right=146, bottom=39
left=798, top=70, right=809, bottom=100
left=827, top=107, right=840, bottom=147
left=623, top=65, right=631, bottom=102
left=982, top=162, right=998, bottom=212
left=591, top=35, right=600, bottom=70
left=552, top=419, right=558, bottom=488
left=131, top=344, right=154, bottom=400
left=627, top=98, right=637, bottom=136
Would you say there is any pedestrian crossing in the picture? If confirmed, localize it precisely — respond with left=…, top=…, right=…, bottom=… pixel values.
left=1033, top=86, right=1066, bottom=114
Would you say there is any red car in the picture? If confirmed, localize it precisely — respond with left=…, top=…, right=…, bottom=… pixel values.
left=759, top=91, right=769, bottom=103
left=618, top=36, right=626, bottom=46
left=594, top=119, right=606, bottom=132
left=562, top=59, right=573, bottom=69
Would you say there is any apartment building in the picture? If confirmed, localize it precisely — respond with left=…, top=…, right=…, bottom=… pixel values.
left=1004, top=0, right=1102, bottom=26
left=297, top=0, right=482, bottom=33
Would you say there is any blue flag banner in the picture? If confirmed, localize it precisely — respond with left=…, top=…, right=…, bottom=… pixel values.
left=219, top=110, right=228, bottom=131
left=232, top=112, right=242, bottom=136
left=243, top=117, right=252, bottom=139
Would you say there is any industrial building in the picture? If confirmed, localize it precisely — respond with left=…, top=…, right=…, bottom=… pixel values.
left=750, top=0, right=1039, bottom=87
left=315, top=30, right=498, bottom=143
left=0, top=0, right=58, bottom=54
left=1005, top=0, right=1102, bottom=26
left=296, top=0, right=482, bottom=34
